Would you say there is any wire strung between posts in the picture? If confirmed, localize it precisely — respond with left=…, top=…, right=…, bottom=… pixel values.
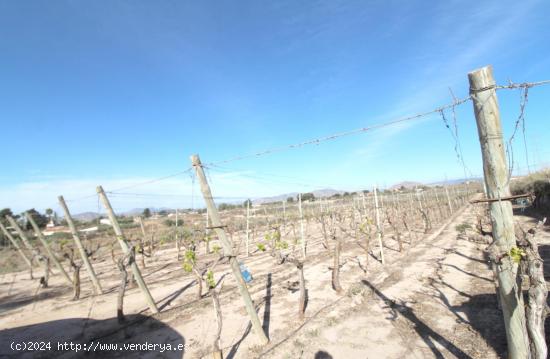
left=506, top=86, right=530, bottom=182
left=108, top=168, right=193, bottom=193
left=439, top=108, right=472, bottom=180
left=105, top=192, right=248, bottom=200
left=62, top=168, right=193, bottom=203
left=204, top=96, right=473, bottom=167
left=204, top=80, right=549, bottom=167
left=470, top=80, right=550, bottom=93
left=206, top=163, right=364, bottom=191
left=449, top=87, right=472, bottom=180
left=58, top=79, right=550, bottom=205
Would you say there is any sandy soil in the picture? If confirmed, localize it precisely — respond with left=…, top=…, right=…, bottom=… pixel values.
left=1, top=201, right=549, bottom=358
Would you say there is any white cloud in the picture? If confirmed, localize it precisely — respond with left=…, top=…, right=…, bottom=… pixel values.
left=0, top=170, right=303, bottom=214
left=340, top=0, right=542, bottom=173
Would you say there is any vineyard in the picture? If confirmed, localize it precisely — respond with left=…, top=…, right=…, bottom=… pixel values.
left=1, top=181, right=478, bottom=356
left=1, top=65, right=550, bottom=359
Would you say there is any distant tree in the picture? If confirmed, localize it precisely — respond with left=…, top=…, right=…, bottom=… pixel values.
left=0, top=208, right=14, bottom=246
left=143, top=208, right=152, bottom=218
left=343, top=192, right=350, bottom=197
left=218, top=203, right=237, bottom=211
left=243, top=199, right=252, bottom=208
left=158, top=210, right=168, bottom=216
left=0, top=208, right=16, bottom=226
left=287, top=197, right=294, bottom=203
left=164, top=219, right=176, bottom=227
left=362, top=190, right=370, bottom=194
left=330, top=193, right=341, bottom=199
left=25, top=208, right=48, bottom=229
left=301, top=193, right=315, bottom=202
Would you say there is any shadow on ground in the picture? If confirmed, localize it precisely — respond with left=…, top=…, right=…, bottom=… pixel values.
left=0, top=315, right=185, bottom=358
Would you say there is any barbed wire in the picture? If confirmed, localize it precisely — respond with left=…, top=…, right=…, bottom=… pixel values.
left=61, top=168, right=194, bottom=204
left=31, top=79, right=550, bottom=212
left=506, top=86, right=530, bottom=182
left=202, top=80, right=549, bottom=168
left=108, top=168, right=194, bottom=193
left=106, top=192, right=249, bottom=200
left=206, top=163, right=358, bottom=190
left=496, top=80, right=550, bottom=90
left=204, top=96, right=473, bottom=167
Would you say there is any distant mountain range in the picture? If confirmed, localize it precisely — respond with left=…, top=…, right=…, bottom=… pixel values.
left=388, top=181, right=423, bottom=190
left=71, top=207, right=173, bottom=221
left=252, top=188, right=345, bottom=204
left=69, top=178, right=482, bottom=217
left=72, top=212, right=102, bottom=221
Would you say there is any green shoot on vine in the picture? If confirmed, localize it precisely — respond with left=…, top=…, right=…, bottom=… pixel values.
left=509, top=246, right=526, bottom=264
left=206, top=270, right=216, bottom=288
left=212, top=244, right=221, bottom=254
left=181, top=249, right=196, bottom=273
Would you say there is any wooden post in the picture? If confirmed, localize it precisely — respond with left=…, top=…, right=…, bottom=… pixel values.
left=6, top=216, right=34, bottom=252
left=0, top=222, right=32, bottom=269
left=373, top=187, right=385, bottom=265
left=190, top=154, right=269, bottom=345
left=26, top=212, right=72, bottom=285
left=416, top=191, right=424, bottom=212
left=298, top=193, right=306, bottom=259
left=58, top=196, right=103, bottom=295
left=469, top=65, right=529, bottom=358
left=96, top=186, right=159, bottom=314
left=136, top=216, right=149, bottom=265
left=175, top=209, right=180, bottom=257
left=245, top=200, right=250, bottom=257
left=445, top=186, right=453, bottom=214
left=282, top=200, right=286, bottom=226
left=138, top=216, right=147, bottom=238
left=361, top=192, right=367, bottom=217
left=7, top=216, right=51, bottom=279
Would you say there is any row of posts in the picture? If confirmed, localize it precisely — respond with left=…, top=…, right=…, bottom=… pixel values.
left=0, top=65, right=527, bottom=355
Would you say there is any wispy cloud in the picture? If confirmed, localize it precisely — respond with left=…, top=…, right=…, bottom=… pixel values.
left=0, top=170, right=307, bottom=214
left=339, top=0, right=542, bottom=174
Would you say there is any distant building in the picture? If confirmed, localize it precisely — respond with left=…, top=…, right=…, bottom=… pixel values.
left=42, top=226, right=70, bottom=236
left=79, top=226, right=98, bottom=233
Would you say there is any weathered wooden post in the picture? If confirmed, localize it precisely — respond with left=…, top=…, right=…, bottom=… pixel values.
left=6, top=216, right=35, bottom=252
left=175, top=209, right=180, bottom=259
left=0, top=222, right=32, bottom=269
left=59, top=196, right=103, bottom=295
left=26, top=212, right=72, bottom=285
left=445, top=186, right=454, bottom=215
left=138, top=216, right=147, bottom=238
left=96, top=186, right=159, bottom=314
left=7, top=216, right=51, bottom=280
left=361, top=192, right=367, bottom=217
left=282, top=200, right=286, bottom=226
left=373, top=187, right=385, bottom=265
left=298, top=193, right=306, bottom=259
left=245, top=200, right=250, bottom=257
left=469, top=65, right=529, bottom=358
left=190, top=154, right=269, bottom=345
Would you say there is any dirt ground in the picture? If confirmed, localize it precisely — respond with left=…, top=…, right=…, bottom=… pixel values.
left=1, top=201, right=549, bottom=358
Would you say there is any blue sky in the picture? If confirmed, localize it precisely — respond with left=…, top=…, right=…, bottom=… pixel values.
left=1, top=0, right=549, bottom=213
